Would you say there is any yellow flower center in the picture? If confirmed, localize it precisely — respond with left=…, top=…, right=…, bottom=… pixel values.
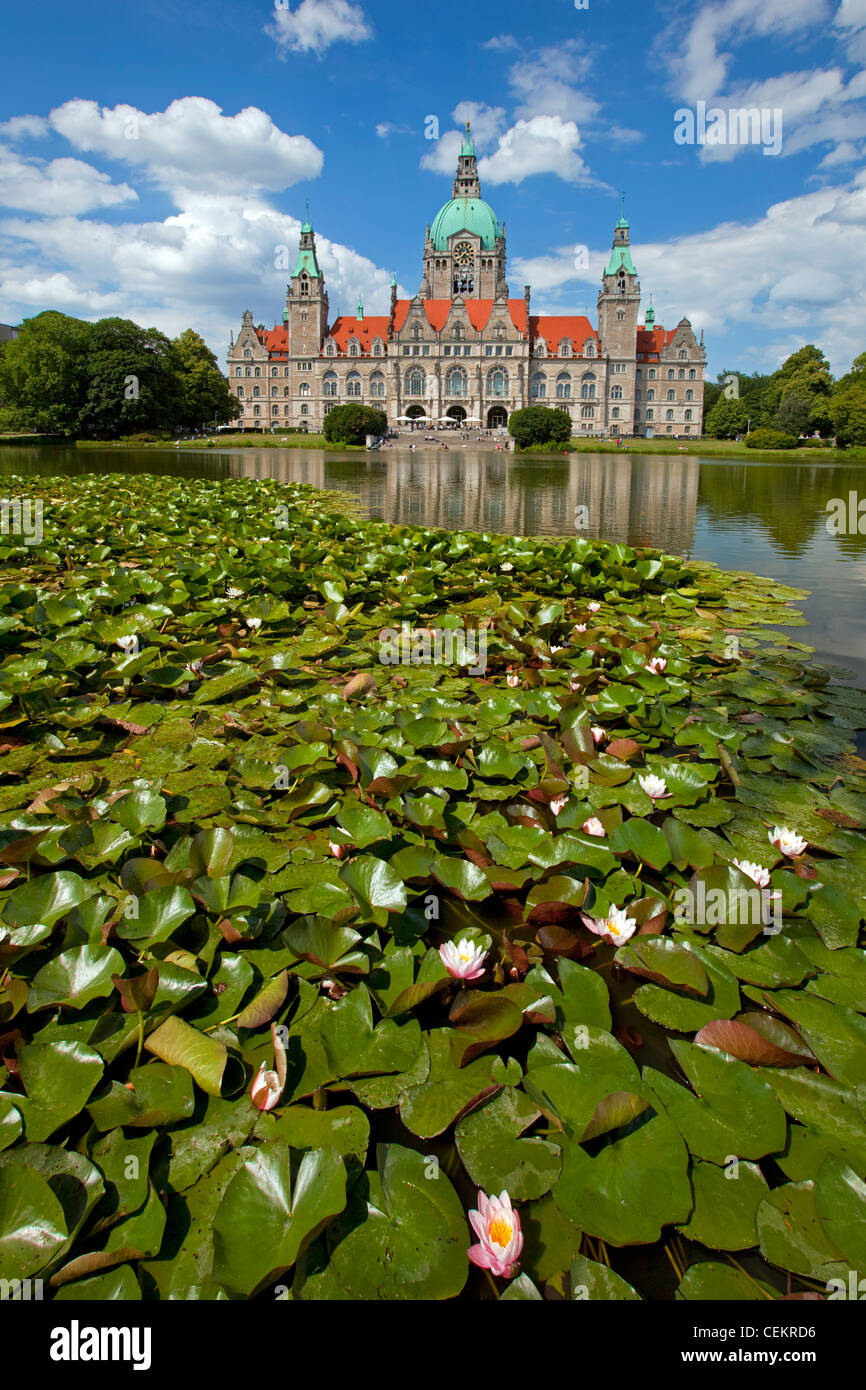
left=487, top=1216, right=513, bottom=1249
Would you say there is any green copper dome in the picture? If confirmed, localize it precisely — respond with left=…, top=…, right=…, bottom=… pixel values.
left=430, top=196, right=501, bottom=251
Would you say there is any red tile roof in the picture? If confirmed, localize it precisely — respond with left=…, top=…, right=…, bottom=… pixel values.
left=392, top=299, right=528, bottom=335
left=635, top=327, right=677, bottom=353
left=328, top=316, right=390, bottom=352
left=530, top=315, right=599, bottom=355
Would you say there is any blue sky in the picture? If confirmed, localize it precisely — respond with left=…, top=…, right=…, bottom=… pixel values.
left=1, top=0, right=865, bottom=379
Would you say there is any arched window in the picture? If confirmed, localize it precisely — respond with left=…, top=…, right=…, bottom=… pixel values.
left=610, top=385, right=623, bottom=400
left=244, top=349, right=252, bottom=360
left=253, top=405, right=261, bottom=417
left=685, top=389, right=694, bottom=402
left=372, top=339, right=384, bottom=356
left=299, top=274, right=309, bottom=297
left=370, top=372, right=385, bottom=398
left=635, top=389, right=641, bottom=402
left=678, top=369, right=685, bottom=380
left=531, top=372, right=546, bottom=399
left=666, top=409, right=674, bottom=421
left=272, top=406, right=279, bottom=416
left=301, top=404, right=309, bottom=415
left=284, top=386, right=290, bottom=397
left=685, top=409, right=693, bottom=421
left=612, top=407, right=620, bottom=419
left=667, top=369, right=675, bottom=380
left=411, top=324, right=422, bottom=342
left=648, top=368, right=656, bottom=380
left=325, top=340, right=336, bottom=356
left=252, top=386, right=260, bottom=398
left=405, top=367, right=426, bottom=396
left=688, top=369, right=696, bottom=380
left=254, top=367, right=261, bottom=378
left=348, top=339, right=361, bottom=357
left=237, top=386, right=244, bottom=398
left=534, top=338, right=547, bottom=357
left=271, top=367, right=278, bottom=377
left=245, top=367, right=251, bottom=377
left=679, top=350, right=688, bottom=360
left=271, top=386, right=278, bottom=397
left=299, top=382, right=310, bottom=397
left=647, top=389, right=655, bottom=401
left=323, top=371, right=337, bottom=398
left=487, top=368, right=508, bottom=397
left=667, top=389, right=675, bottom=401
left=584, top=341, right=595, bottom=357
left=617, top=271, right=626, bottom=295
left=556, top=372, right=571, bottom=400
left=558, top=339, right=572, bottom=358
left=646, top=409, right=653, bottom=420
left=446, top=366, right=467, bottom=397
left=347, top=371, right=362, bottom=397
left=635, top=368, right=642, bottom=379
left=581, top=405, right=594, bottom=419
left=581, top=372, right=596, bottom=400
left=452, top=325, right=464, bottom=342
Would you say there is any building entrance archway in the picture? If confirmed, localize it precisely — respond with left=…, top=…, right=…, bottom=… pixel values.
left=487, top=406, right=508, bottom=429
left=446, top=406, right=466, bottom=423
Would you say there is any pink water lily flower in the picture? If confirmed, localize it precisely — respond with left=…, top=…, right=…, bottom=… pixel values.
left=734, top=859, right=771, bottom=888
left=588, top=602, right=601, bottom=614
left=582, top=816, right=606, bottom=838
left=591, top=725, right=606, bottom=746
left=468, top=1190, right=523, bottom=1279
left=328, top=841, right=349, bottom=859
left=639, top=773, right=670, bottom=801
left=250, top=1062, right=283, bottom=1113
left=440, top=937, right=488, bottom=981
left=645, top=656, right=667, bottom=675
left=506, top=669, right=520, bottom=688
left=584, top=906, right=637, bottom=946
left=769, top=826, right=808, bottom=858
left=549, top=794, right=568, bottom=816
left=574, top=623, right=588, bottom=634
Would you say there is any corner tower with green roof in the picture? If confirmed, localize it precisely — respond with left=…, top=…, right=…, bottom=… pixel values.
left=422, top=122, right=509, bottom=301
left=597, top=202, right=641, bottom=436
left=284, top=211, right=329, bottom=361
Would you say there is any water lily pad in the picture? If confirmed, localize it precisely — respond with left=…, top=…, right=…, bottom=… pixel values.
left=455, top=1086, right=561, bottom=1201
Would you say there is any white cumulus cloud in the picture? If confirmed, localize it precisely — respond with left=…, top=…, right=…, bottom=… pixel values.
left=267, top=0, right=371, bottom=55
left=0, top=148, right=137, bottom=215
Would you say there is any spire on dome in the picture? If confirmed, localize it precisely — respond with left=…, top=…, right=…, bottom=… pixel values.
left=461, top=119, right=475, bottom=157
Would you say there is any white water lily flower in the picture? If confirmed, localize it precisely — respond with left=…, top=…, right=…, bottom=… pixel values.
left=507, top=670, right=520, bottom=688
left=440, top=937, right=488, bottom=981
left=245, top=617, right=262, bottom=632
left=588, top=602, right=601, bottom=613
left=587, top=906, right=637, bottom=946
left=250, top=1063, right=283, bottom=1113
left=582, top=817, right=606, bottom=838
left=549, top=794, right=568, bottom=816
left=769, top=826, right=808, bottom=858
left=226, top=586, right=244, bottom=600
left=645, top=657, right=667, bottom=675
left=500, top=562, right=514, bottom=572
left=574, top=623, right=587, bottom=633
left=186, top=660, right=204, bottom=679
left=734, top=859, right=771, bottom=888
left=639, top=773, right=670, bottom=800
left=116, top=635, right=138, bottom=655
left=591, top=725, right=606, bottom=746
left=551, top=644, right=565, bottom=654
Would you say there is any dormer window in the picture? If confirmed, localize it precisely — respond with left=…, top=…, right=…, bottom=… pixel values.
left=584, top=340, right=595, bottom=357
left=325, top=339, right=336, bottom=356
left=558, top=339, right=572, bottom=358
left=349, top=338, right=361, bottom=356
left=372, top=338, right=384, bottom=356
left=535, top=338, right=547, bottom=357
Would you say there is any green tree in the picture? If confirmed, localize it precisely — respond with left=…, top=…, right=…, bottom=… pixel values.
left=323, top=403, right=387, bottom=445
left=508, top=406, right=573, bottom=449
left=172, top=329, right=239, bottom=431
left=704, top=397, right=749, bottom=438
left=0, top=311, right=90, bottom=434
left=830, top=386, right=866, bottom=446
left=79, top=318, right=185, bottom=438
left=775, top=393, right=812, bottom=437
left=763, top=346, right=833, bottom=436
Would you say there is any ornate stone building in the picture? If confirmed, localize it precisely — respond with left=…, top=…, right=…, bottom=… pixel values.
left=226, top=126, right=706, bottom=438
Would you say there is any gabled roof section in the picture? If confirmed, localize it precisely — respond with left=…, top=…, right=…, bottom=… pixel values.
left=328, top=316, right=390, bottom=352
left=530, top=315, right=599, bottom=355
left=392, top=299, right=528, bottom=335
left=636, top=327, right=677, bottom=354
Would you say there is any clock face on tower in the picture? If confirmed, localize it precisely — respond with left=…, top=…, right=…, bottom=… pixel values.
left=454, top=241, right=475, bottom=267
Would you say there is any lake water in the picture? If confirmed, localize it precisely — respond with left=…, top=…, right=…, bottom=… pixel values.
left=3, top=442, right=865, bottom=689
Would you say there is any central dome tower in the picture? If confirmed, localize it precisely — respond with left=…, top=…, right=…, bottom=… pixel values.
left=421, top=123, right=508, bottom=300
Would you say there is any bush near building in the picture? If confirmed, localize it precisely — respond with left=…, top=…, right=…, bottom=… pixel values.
left=744, top=427, right=798, bottom=450
left=508, top=406, right=573, bottom=450
left=323, top=403, right=387, bottom=445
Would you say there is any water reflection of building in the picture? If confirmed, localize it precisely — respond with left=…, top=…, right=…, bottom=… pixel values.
left=228, top=448, right=698, bottom=553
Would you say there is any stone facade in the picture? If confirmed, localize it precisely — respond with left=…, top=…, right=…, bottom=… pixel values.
left=226, top=128, right=706, bottom=438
